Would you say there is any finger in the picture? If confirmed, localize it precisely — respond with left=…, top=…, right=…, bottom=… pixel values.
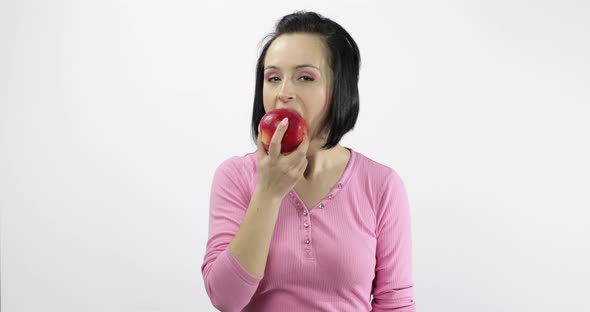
left=256, top=129, right=267, bottom=160
left=295, top=133, right=310, bottom=156
left=269, top=118, right=289, bottom=159
left=284, top=133, right=309, bottom=162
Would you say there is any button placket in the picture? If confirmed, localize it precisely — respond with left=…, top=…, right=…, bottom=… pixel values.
left=315, top=182, right=343, bottom=210
left=288, top=190, right=314, bottom=258
left=301, top=204, right=311, bottom=248
left=302, top=206, right=312, bottom=253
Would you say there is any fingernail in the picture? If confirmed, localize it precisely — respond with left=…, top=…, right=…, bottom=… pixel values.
left=281, top=118, right=288, bottom=126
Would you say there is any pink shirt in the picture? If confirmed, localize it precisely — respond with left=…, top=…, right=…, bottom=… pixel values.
left=201, top=147, right=416, bottom=311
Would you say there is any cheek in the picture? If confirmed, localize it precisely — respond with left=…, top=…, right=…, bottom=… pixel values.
left=317, top=91, right=329, bottom=113
left=262, top=89, right=272, bottom=112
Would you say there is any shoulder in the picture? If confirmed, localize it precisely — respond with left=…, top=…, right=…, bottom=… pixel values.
left=212, top=151, right=258, bottom=192
left=348, top=149, right=408, bottom=221
left=351, top=151, right=410, bottom=232
left=215, top=151, right=257, bottom=175
left=350, top=149, right=405, bottom=189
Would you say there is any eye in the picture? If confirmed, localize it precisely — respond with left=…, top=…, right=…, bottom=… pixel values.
left=265, top=75, right=315, bottom=82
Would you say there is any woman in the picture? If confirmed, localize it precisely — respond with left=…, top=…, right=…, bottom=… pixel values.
left=201, top=11, right=416, bottom=312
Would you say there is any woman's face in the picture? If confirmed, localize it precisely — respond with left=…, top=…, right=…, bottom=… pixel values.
left=262, top=33, right=333, bottom=146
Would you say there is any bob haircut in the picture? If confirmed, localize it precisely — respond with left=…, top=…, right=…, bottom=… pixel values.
left=250, top=10, right=361, bottom=150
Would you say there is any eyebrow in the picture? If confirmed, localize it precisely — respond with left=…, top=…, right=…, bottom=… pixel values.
left=264, top=64, right=320, bottom=71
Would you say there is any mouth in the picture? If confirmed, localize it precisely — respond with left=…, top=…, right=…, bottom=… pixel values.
left=280, top=108, right=303, bottom=117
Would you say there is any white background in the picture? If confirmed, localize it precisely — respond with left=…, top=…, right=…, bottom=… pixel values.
left=2, top=0, right=589, bottom=311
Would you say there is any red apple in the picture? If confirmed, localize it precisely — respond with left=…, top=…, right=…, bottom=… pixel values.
left=259, top=108, right=308, bottom=155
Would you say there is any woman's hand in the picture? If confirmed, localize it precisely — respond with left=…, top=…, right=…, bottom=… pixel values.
left=256, top=118, right=310, bottom=201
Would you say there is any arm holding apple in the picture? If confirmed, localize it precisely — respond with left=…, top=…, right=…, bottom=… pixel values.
left=228, top=117, right=309, bottom=278
left=256, top=117, right=310, bottom=200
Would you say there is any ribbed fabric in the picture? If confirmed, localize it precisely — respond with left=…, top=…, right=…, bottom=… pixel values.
left=201, top=147, right=416, bottom=312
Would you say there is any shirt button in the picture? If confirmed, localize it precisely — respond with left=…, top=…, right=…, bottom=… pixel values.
left=328, top=194, right=334, bottom=200
left=319, top=203, right=325, bottom=209
left=337, top=183, right=343, bottom=189
left=303, top=210, right=308, bottom=216
left=303, top=222, right=309, bottom=228
left=304, top=238, right=310, bottom=244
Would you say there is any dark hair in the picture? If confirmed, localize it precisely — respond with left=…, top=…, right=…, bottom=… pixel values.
left=250, top=10, right=361, bottom=149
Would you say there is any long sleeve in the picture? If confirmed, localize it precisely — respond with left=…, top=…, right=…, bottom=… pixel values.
left=371, top=170, right=417, bottom=311
left=201, top=157, right=263, bottom=311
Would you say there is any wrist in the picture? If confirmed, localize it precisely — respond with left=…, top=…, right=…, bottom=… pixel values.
left=253, top=186, right=283, bottom=206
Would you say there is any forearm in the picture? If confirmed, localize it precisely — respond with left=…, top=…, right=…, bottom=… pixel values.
left=228, top=187, right=282, bottom=278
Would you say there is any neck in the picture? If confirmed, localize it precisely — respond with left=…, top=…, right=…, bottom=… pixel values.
left=301, top=144, right=348, bottom=183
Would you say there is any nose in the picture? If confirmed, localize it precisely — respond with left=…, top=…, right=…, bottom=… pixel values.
left=278, top=94, right=294, bottom=102
left=277, top=79, right=296, bottom=104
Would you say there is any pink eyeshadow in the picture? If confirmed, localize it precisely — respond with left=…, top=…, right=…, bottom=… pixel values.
left=302, top=71, right=317, bottom=78
left=263, top=71, right=318, bottom=80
